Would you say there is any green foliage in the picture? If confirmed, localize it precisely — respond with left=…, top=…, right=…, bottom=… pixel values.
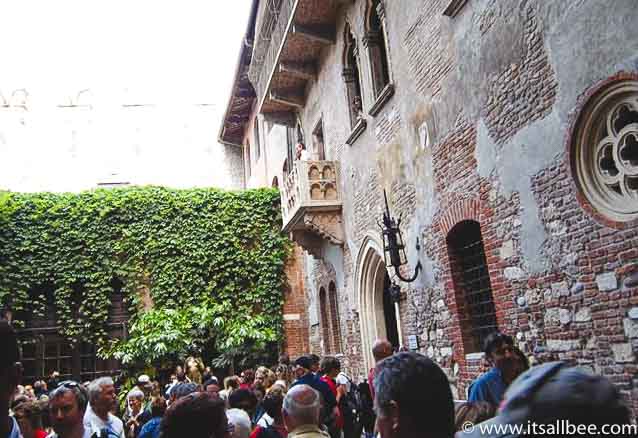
left=0, top=186, right=288, bottom=365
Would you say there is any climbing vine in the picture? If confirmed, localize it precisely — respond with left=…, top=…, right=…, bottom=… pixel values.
left=0, top=187, right=289, bottom=364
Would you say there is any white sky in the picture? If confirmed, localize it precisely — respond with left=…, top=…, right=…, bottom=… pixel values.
left=0, top=0, right=254, bottom=192
left=0, top=0, right=252, bottom=105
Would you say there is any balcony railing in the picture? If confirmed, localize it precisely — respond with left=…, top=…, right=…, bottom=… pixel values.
left=248, top=0, right=298, bottom=108
left=281, top=160, right=342, bottom=233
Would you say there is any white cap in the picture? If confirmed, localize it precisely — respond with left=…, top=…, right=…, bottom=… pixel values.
left=138, top=374, right=151, bottom=384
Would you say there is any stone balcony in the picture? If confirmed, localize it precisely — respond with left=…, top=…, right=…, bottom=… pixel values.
left=281, top=160, right=343, bottom=256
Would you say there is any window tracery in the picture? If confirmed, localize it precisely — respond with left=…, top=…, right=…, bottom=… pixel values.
left=571, top=80, right=638, bottom=222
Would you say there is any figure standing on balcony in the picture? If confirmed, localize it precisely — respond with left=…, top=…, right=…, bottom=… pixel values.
left=296, top=142, right=311, bottom=161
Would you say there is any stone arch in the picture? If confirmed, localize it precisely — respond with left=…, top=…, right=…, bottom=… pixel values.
left=355, top=234, right=392, bottom=369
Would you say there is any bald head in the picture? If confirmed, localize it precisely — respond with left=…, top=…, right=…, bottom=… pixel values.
left=283, top=384, right=320, bottom=428
left=372, top=339, right=393, bottom=362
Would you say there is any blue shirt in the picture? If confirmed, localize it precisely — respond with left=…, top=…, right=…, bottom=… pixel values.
left=138, top=417, right=162, bottom=438
left=291, top=373, right=337, bottom=410
left=468, top=367, right=507, bottom=407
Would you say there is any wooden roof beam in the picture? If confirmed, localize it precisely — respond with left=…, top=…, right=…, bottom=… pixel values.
left=269, top=90, right=305, bottom=109
left=262, top=111, right=297, bottom=127
left=279, top=62, right=317, bottom=81
left=291, top=23, right=336, bottom=45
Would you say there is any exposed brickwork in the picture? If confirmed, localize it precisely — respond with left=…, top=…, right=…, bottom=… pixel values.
left=483, top=7, right=558, bottom=144
left=529, top=156, right=638, bottom=414
left=476, top=0, right=500, bottom=35
left=374, top=105, right=402, bottom=145
left=282, top=244, right=311, bottom=358
left=404, top=0, right=454, bottom=97
left=391, top=180, right=417, bottom=224
left=227, top=0, right=638, bottom=417
left=352, top=169, right=382, bottom=246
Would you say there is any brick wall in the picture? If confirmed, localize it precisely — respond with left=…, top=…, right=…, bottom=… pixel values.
left=282, top=244, right=310, bottom=358
left=246, top=0, right=638, bottom=415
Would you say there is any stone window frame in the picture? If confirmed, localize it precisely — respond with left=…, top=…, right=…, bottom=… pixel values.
left=343, top=21, right=367, bottom=146
left=569, top=76, right=638, bottom=224
left=364, top=0, right=395, bottom=117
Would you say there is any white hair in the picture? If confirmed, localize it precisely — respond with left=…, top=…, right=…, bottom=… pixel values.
left=87, top=377, right=114, bottom=403
left=226, top=408, right=251, bottom=438
left=283, top=384, right=321, bottom=425
left=127, top=388, right=145, bottom=400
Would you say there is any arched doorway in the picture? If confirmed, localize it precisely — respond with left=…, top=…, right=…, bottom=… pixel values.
left=356, top=236, right=402, bottom=369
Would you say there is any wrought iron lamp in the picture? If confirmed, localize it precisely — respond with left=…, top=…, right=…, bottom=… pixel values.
left=380, top=189, right=422, bottom=283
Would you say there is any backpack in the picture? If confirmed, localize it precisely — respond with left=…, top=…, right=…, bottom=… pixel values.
left=356, top=380, right=375, bottom=433
left=257, top=424, right=284, bottom=438
left=337, top=374, right=373, bottom=438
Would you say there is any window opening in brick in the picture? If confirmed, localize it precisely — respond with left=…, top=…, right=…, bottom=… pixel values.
left=446, top=220, right=497, bottom=354
left=571, top=79, right=638, bottom=222
left=328, top=282, right=342, bottom=353
left=313, top=119, right=326, bottom=160
left=382, top=273, right=400, bottom=350
left=365, top=0, right=391, bottom=98
left=319, top=287, right=333, bottom=353
left=343, top=23, right=364, bottom=129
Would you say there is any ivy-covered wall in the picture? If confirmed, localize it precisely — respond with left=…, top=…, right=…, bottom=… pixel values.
left=0, top=187, right=288, bottom=364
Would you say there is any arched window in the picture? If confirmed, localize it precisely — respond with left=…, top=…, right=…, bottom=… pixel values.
left=272, top=176, right=279, bottom=188
left=245, top=140, right=252, bottom=179
left=254, top=117, right=261, bottom=161
left=446, top=220, right=497, bottom=354
left=319, top=287, right=333, bottom=353
left=343, top=23, right=364, bottom=129
left=328, top=282, right=342, bottom=353
left=364, top=0, right=393, bottom=105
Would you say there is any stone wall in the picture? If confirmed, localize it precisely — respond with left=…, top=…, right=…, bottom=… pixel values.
left=283, top=0, right=638, bottom=413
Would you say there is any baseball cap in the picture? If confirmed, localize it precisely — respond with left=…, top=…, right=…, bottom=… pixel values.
left=294, top=356, right=312, bottom=370
left=459, top=361, right=631, bottom=438
left=138, top=374, right=151, bottom=384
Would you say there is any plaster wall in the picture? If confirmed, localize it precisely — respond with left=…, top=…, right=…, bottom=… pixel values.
left=270, top=0, right=638, bottom=409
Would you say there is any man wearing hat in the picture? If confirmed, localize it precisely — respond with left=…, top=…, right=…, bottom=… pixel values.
left=290, top=356, right=337, bottom=427
left=459, top=361, right=633, bottom=438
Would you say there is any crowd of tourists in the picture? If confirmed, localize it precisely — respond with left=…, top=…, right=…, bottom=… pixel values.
left=2, top=321, right=635, bottom=438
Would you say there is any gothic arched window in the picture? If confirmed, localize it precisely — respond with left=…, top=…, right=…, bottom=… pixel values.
left=343, top=23, right=364, bottom=130
left=328, top=282, right=342, bottom=353
left=365, top=0, right=394, bottom=115
left=319, top=287, right=333, bottom=353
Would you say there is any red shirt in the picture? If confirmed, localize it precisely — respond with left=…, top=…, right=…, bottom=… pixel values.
left=250, top=424, right=288, bottom=438
left=320, top=375, right=344, bottom=429
left=35, top=430, right=48, bottom=438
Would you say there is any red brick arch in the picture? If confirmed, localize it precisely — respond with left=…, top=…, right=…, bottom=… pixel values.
left=438, top=197, right=482, bottom=235
left=432, top=195, right=506, bottom=387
